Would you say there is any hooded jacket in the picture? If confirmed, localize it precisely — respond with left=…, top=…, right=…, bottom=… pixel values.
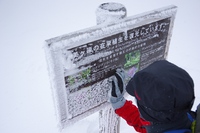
left=116, top=60, right=195, bottom=133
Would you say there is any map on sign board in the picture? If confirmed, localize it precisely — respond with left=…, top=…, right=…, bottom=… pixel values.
left=45, top=5, right=177, bottom=128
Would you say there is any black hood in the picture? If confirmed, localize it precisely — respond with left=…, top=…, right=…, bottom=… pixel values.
left=126, top=60, right=195, bottom=122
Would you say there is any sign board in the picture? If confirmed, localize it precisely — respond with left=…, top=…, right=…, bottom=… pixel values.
left=45, top=5, right=177, bottom=128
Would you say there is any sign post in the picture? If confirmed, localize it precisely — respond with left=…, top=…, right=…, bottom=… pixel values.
left=96, top=3, right=127, bottom=133
left=44, top=3, right=177, bottom=132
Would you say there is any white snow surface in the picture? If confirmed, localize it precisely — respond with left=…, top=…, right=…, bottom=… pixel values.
left=0, top=0, right=200, bottom=133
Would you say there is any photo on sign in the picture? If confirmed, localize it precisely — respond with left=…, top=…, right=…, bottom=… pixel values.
left=124, top=50, right=140, bottom=77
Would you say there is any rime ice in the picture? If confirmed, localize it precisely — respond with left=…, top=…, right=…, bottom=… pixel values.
left=44, top=5, right=177, bottom=129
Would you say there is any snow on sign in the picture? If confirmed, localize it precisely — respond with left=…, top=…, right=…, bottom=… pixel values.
left=45, top=5, right=177, bottom=128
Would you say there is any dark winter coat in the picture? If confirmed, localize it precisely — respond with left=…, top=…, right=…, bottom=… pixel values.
left=117, top=60, right=195, bottom=133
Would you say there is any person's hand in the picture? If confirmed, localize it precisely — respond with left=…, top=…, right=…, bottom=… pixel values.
left=109, top=68, right=126, bottom=110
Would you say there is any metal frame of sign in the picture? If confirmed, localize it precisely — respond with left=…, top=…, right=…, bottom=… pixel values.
left=45, top=5, right=177, bottom=128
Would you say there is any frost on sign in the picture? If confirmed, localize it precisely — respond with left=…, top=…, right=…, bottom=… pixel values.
left=44, top=5, right=177, bottom=128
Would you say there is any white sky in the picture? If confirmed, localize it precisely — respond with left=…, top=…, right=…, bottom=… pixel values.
left=0, top=0, right=200, bottom=133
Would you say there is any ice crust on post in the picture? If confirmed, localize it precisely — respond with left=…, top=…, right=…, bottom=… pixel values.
left=44, top=4, right=177, bottom=130
left=96, top=2, right=127, bottom=25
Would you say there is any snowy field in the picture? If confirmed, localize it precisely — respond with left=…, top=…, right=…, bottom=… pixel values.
left=0, top=0, right=200, bottom=133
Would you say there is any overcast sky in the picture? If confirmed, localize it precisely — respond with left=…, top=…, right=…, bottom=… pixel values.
left=0, top=0, right=199, bottom=133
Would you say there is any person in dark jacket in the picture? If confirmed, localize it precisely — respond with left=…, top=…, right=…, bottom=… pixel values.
left=109, top=60, right=195, bottom=133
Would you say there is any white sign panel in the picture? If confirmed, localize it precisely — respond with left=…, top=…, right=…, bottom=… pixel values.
left=45, top=5, right=177, bottom=128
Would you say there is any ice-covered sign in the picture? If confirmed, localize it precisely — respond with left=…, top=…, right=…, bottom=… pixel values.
left=44, top=5, right=177, bottom=128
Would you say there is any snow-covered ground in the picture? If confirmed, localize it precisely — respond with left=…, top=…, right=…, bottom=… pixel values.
left=0, top=0, right=199, bottom=133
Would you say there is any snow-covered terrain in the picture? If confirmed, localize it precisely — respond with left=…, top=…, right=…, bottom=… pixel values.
left=0, top=0, right=199, bottom=133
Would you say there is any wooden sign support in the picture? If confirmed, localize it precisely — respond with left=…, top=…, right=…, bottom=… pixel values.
left=96, top=3, right=127, bottom=133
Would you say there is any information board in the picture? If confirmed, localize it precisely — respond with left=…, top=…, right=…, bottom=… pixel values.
left=45, top=5, right=177, bottom=128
